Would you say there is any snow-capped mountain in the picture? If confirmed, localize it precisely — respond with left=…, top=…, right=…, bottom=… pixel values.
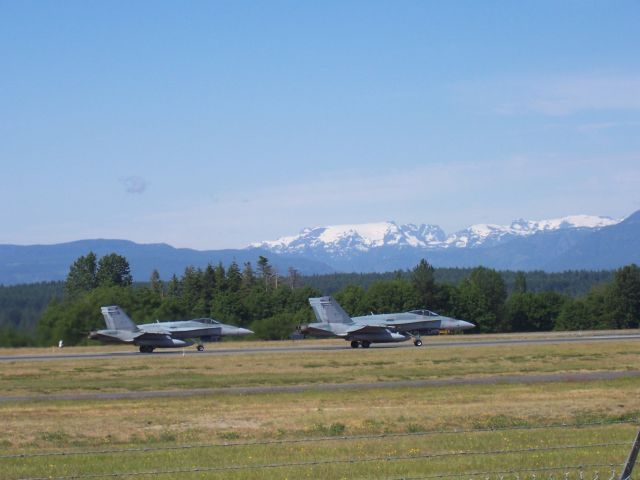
left=246, top=213, right=636, bottom=272
left=251, top=215, right=620, bottom=254
left=253, top=222, right=446, bottom=255
left=444, top=215, right=620, bottom=248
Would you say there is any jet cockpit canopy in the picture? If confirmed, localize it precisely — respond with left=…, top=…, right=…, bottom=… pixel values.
left=194, top=318, right=221, bottom=325
left=408, top=309, right=440, bottom=317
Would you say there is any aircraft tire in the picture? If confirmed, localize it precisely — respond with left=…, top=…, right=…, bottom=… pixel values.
left=197, top=345, right=205, bottom=352
left=414, top=339, right=423, bottom=347
left=139, top=345, right=154, bottom=353
left=350, top=341, right=359, bottom=348
left=361, top=341, right=371, bottom=348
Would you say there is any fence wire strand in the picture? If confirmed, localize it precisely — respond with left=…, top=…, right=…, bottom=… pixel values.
left=15, top=441, right=633, bottom=480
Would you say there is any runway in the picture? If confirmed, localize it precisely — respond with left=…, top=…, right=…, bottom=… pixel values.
left=1, top=332, right=639, bottom=362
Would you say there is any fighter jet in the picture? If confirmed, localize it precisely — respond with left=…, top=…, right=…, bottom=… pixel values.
left=89, top=305, right=253, bottom=353
left=301, top=296, right=474, bottom=348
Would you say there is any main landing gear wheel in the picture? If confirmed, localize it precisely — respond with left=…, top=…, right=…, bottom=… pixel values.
left=139, top=345, right=154, bottom=353
left=413, top=339, right=423, bottom=347
left=361, top=341, right=371, bottom=348
left=350, top=341, right=359, bottom=348
left=197, top=345, right=205, bottom=352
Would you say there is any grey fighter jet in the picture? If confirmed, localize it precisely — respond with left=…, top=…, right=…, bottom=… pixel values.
left=89, top=306, right=253, bottom=353
left=301, top=296, right=474, bottom=348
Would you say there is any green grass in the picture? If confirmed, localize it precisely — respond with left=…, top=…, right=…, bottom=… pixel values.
left=3, top=421, right=636, bottom=480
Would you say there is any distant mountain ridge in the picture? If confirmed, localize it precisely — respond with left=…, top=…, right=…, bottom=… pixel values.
left=251, top=214, right=620, bottom=253
left=249, top=212, right=638, bottom=272
left=1, top=212, right=637, bottom=285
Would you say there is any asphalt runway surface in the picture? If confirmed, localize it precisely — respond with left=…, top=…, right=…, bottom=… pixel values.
left=1, top=332, right=639, bottom=363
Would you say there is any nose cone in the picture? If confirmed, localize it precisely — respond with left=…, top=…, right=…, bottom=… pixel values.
left=236, top=327, right=253, bottom=336
left=458, top=320, right=475, bottom=330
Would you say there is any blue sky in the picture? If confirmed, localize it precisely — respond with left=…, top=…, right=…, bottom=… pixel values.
left=1, top=1, right=639, bottom=249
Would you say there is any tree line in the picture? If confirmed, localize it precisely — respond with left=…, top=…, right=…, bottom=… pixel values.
left=301, top=269, right=614, bottom=297
left=1, top=253, right=638, bottom=347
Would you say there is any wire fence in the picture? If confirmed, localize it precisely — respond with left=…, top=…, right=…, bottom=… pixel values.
left=5, top=419, right=639, bottom=480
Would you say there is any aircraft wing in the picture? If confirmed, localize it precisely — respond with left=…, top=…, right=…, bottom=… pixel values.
left=90, top=329, right=173, bottom=344
left=346, top=324, right=392, bottom=335
left=303, top=325, right=341, bottom=338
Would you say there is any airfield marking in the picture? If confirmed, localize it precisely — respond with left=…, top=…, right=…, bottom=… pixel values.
left=1, top=333, right=639, bottom=362
left=1, top=370, right=639, bottom=403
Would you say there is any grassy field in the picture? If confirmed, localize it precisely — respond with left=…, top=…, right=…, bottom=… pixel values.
left=1, top=335, right=640, bottom=479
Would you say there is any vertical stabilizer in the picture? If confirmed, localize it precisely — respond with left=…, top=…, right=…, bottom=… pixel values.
left=101, top=306, right=138, bottom=331
left=308, top=296, right=354, bottom=324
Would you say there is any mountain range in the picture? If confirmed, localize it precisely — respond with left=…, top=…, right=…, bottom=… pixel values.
left=251, top=211, right=640, bottom=272
left=0, top=211, right=638, bottom=285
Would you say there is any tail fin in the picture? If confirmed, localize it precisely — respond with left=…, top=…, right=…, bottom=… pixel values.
left=308, top=296, right=353, bottom=324
left=101, top=306, right=138, bottom=331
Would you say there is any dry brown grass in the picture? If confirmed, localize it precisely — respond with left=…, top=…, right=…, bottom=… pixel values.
left=1, top=377, right=638, bottom=450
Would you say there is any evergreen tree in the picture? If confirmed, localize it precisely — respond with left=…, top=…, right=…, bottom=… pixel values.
left=65, top=252, right=97, bottom=298
left=411, top=259, right=438, bottom=308
left=150, top=269, right=163, bottom=296
left=555, top=298, right=592, bottom=331
left=514, top=271, right=527, bottom=294
left=241, top=262, right=256, bottom=290
left=154, top=297, right=188, bottom=320
left=583, top=284, right=611, bottom=329
left=505, top=292, right=566, bottom=331
left=96, top=253, right=132, bottom=287
left=257, top=256, right=274, bottom=291
left=250, top=312, right=298, bottom=340
left=167, top=274, right=181, bottom=298
left=227, top=261, right=242, bottom=292
left=181, top=266, right=203, bottom=311
left=364, top=279, right=418, bottom=313
left=201, top=264, right=217, bottom=303
left=336, top=285, right=366, bottom=316
left=454, top=267, right=507, bottom=333
left=607, top=264, right=640, bottom=328
left=214, top=263, right=227, bottom=291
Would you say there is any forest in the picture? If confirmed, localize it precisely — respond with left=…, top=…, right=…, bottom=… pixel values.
left=0, top=252, right=638, bottom=347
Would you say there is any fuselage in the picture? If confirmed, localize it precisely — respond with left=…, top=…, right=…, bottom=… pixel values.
left=90, top=317, right=253, bottom=351
left=351, top=311, right=475, bottom=335
left=303, top=308, right=474, bottom=346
